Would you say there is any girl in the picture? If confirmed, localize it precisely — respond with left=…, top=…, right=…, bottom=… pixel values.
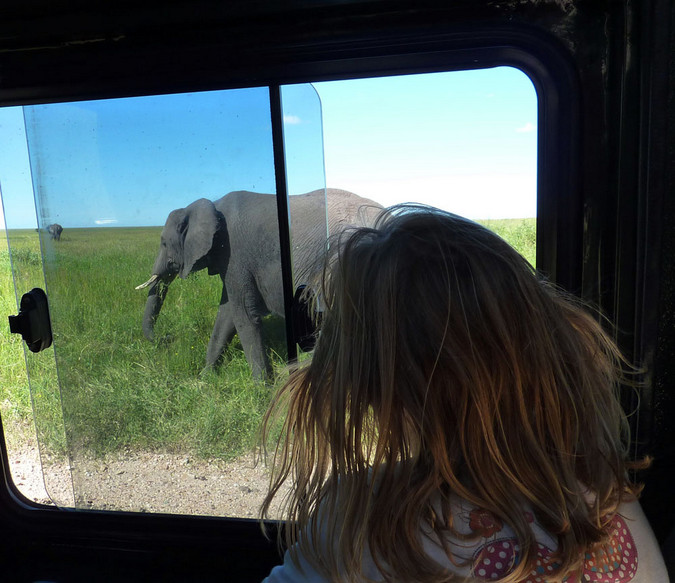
left=260, top=205, right=668, bottom=582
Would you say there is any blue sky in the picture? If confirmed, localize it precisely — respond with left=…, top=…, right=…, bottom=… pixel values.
left=0, top=66, right=536, bottom=230
left=312, top=67, right=536, bottom=216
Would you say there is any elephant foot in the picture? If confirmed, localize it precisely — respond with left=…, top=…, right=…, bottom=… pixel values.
left=199, top=364, right=217, bottom=378
left=249, top=364, right=275, bottom=385
left=157, top=334, right=175, bottom=346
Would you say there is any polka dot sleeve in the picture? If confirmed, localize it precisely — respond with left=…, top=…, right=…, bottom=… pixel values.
left=469, top=512, right=637, bottom=582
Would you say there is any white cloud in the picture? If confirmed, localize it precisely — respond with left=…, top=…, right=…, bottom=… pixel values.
left=516, top=122, right=536, bottom=133
left=95, top=218, right=118, bottom=225
left=283, top=115, right=302, bottom=125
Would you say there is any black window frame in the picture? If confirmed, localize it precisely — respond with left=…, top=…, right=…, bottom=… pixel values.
left=0, top=15, right=581, bottom=582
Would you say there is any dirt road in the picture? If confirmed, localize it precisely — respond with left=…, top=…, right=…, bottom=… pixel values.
left=4, top=420, right=288, bottom=519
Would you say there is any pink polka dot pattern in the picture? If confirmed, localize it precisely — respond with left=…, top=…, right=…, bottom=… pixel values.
left=471, top=539, right=519, bottom=580
left=470, top=515, right=637, bottom=582
left=569, top=515, right=638, bottom=582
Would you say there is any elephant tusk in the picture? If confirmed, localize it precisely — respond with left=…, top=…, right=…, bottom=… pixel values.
left=135, top=274, right=160, bottom=290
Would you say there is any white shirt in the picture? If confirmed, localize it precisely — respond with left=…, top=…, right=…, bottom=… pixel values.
left=263, top=498, right=669, bottom=582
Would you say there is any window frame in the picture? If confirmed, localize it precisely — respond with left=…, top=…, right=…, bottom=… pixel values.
left=0, top=17, right=581, bottom=580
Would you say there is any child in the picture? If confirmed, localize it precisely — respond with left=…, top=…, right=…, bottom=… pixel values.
left=260, top=205, right=668, bottom=582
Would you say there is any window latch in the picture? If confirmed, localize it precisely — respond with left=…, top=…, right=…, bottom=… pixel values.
left=8, top=288, right=53, bottom=353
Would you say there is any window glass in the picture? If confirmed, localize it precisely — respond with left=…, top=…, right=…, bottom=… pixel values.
left=2, top=87, right=301, bottom=515
left=0, top=67, right=537, bottom=518
left=313, top=66, right=537, bottom=265
left=1, top=110, right=72, bottom=507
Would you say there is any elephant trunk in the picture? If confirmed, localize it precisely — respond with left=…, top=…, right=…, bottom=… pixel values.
left=140, top=276, right=174, bottom=341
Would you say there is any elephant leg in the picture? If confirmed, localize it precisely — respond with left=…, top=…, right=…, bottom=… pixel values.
left=205, top=301, right=236, bottom=368
left=232, top=307, right=272, bottom=381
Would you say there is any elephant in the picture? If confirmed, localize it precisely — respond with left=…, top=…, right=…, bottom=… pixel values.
left=136, top=188, right=383, bottom=379
left=47, top=223, right=63, bottom=241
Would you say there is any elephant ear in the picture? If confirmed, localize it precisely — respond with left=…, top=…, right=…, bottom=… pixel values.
left=180, top=198, right=221, bottom=279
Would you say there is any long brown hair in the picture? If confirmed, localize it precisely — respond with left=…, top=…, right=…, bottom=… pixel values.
left=261, top=205, right=644, bottom=582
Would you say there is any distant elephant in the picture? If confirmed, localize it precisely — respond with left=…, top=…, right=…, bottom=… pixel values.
left=136, top=189, right=383, bottom=379
left=47, top=223, right=63, bottom=241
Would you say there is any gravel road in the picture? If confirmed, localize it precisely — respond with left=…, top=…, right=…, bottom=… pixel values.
left=4, top=419, right=288, bottom=519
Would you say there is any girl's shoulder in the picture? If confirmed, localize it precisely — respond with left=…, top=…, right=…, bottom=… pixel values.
left=262, top=496, right=669, bottom=583
left=434, top=497, right=668, bottom=582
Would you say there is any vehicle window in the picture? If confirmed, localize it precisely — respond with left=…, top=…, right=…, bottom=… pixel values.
left=313, top=67, right=537, bottom=265
left=0, top=67, right=537, bottom=518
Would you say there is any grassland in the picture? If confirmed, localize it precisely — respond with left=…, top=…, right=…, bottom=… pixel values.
left=0, top=218, right=535, bottom=461
left=478, top=217, right=536, bottom=267
left=1, top=228, right=283, bottom=460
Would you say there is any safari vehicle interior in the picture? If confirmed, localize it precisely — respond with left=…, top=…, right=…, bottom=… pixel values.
left=0, top=0, right=674, bottom=581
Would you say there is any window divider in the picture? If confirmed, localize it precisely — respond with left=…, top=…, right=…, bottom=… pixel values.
left=269, top=85, right=297, bottom=365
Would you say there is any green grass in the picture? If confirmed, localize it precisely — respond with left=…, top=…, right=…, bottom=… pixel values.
left=0, top=241, right=33, bottom=421
left=0, top=218, right=534, bottom=461
left=1, top=228, right=285, bottom=460
left=478, top=217, right=536, bottom=267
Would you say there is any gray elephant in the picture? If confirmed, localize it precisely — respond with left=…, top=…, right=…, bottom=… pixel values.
left=136, top=188, right=383, bottom=379
left=47, top=223, right=63, bottom=241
